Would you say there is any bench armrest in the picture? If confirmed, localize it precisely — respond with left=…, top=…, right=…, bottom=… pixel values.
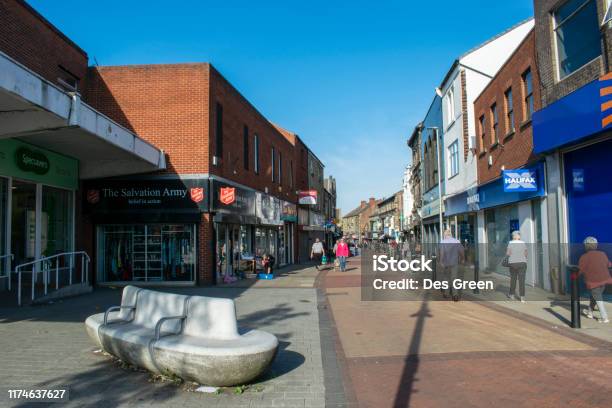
left=154, top=315, right=186, bottom=341
left=104, top=305, right=136, bottom=325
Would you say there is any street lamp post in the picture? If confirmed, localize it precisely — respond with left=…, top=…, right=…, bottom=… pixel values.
left=427, top=126, right=444, bottom=238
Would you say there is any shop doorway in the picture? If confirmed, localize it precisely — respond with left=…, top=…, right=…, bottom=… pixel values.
left=11, top=180, right=37, bottom=268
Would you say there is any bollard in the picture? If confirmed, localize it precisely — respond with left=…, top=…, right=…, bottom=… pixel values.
left=431, top=254, right=437, bottom=282
left=473, top=259, right=480, bottom=294
left=569, top=265, right=581, bottom=329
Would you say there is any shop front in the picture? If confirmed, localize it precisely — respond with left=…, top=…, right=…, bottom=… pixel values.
left=1, top=139, right=78, bottom=290
left=467, top=163, right=547, bottom=288
left=444, top=190, right=478, bottom=265
left=84, top=177, right=207, bottom=285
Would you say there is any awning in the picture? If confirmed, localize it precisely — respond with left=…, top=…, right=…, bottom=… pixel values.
left=0, top=51, right=165, bottom=179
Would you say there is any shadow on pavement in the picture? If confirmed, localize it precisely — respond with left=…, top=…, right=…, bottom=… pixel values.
left=393, top=294, right=432, bottom=408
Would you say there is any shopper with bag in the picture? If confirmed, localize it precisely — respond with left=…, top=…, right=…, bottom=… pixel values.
left=506, top=230, right=528, bottom=303
left=335, top=238, right=350, bottom=272
left=311, top=238, right=325, bottom=270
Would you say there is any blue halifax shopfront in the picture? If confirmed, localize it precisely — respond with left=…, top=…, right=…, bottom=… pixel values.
left=534, top=75, right=612, bottom=246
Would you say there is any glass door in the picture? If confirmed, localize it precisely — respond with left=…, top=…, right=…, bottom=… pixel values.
left=11, top=180, right=37, bottom=268
left=0, top=177, right=7, bottom=279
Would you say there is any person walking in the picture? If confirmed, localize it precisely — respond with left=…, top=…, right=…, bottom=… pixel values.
left=439, top=229, right=465, bottom=301
left=578, top=236, right=612, bottom=323
left=310, top=238, right=325, bottom=270
left=506, top=231, right=528, bottom=303
left=335, top=238, right=350, bottom=272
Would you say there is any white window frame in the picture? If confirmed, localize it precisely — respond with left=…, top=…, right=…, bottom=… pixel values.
left=446, top=86, right=455, bottom=125
left=448, top=140, right=459, bottom=178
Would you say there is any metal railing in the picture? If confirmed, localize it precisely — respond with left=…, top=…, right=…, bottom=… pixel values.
left=1, top=254, right=13, bottom=290
left=16, top=251, right=90, bottom=306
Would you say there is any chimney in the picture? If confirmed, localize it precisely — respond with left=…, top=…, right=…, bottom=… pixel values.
left=369, top=197, right=376, bottom=207
left=360, top=200, right=366, bottom=208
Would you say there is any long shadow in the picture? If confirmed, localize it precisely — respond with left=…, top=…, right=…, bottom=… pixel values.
left=544, top=307, right=572, bottom=327
left=392, top=293, right=432, bottom=408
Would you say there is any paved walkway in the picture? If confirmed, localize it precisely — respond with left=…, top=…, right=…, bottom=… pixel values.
left=319, top=256, right=612, bottom=408
left=0, top=285, right=329, bottom=407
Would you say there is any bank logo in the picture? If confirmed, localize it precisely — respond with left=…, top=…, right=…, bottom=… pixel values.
left=219, top=187, right=236, bottom=205
left=87, top=189, right=100, bottom=204
left=503, top=169, right=537, bottom=192
left=190, top=187, right=204, bottom=203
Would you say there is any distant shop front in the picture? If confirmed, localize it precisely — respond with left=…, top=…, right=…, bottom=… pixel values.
left=1, top=139, right=78, bottom=290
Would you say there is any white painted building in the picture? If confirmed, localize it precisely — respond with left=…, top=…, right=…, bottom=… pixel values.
left=438, top=19, right=534, bottom=248
left=401, top=164, right=413, bottom=231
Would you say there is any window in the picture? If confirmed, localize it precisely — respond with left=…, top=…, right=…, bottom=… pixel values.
left=254, top=134, right=259, bottom=174
left=446, top=86, right=455, bottom=124
left=553, top=0, right=601, bottom=79
left=448, top=140, right=459, bottom=177
left=505, top=88, right=514, bottom=133
left=522, top=69, right=534, bottom=120
left=491, top=103, right=499, bottom=144
left=479, top=115, right=486, bottom=150
left=215, top=103, right=223, bottom=158
left=243, top=126, right=249, bottom=170
left=271, top=147, right=276, bottom=182
left=278, top=152, right=282, bottom=185
left=289, top=160, right=294, bottom=188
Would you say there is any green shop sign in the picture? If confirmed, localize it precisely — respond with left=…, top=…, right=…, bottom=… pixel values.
left=0, top=139, right=78, bottom=189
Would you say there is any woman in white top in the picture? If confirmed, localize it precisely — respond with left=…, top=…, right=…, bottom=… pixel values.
left=506, top=230, right=528, bottom=302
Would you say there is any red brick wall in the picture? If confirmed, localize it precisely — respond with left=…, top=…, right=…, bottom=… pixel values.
left=474, top=29, right=541, bottom=185
left=0, top=0, right=88, bottom=90
left=85, top=64, right=211, bottom=175
left=198, top=213, right=214, bottom=284
left=208, top=67, right=299, bottom=204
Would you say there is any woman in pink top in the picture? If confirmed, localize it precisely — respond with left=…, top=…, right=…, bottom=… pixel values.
left=578, top=237, right=612, bottom=323
left=335, top=238, right=350, bottom=272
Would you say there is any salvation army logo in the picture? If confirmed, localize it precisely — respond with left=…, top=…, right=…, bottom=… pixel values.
left=219, top=187, right=236, bottom=205
left=86, top=189, right=100, bottom=204
left=503, top=170, right=537, bottom=192
left=190, top=187, right=204, bottom=203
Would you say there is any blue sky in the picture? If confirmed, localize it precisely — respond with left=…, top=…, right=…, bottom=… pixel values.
left=29, top=0, right=533, bottom=213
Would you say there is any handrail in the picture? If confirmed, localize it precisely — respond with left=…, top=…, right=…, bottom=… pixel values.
left=1, top=254, right=14, bottom=290
left=16, top=251, right=90, bottom=306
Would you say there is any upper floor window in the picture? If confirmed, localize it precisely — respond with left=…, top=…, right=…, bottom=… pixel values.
left=243, top=125, right=249, bottom=170
left=553, top=0, right=601, bottom=79
left=479, top=115, right=486, bottom=150
left=522, top=69, right=534, bottom=120
left=491, top=103, right=499, bottom=144
left=254, top=134, right=259, bottom=174
left=215, top=103, right=223, bottom=158
left=271, top=147, right=276, bottom=182
left=278, top=152, right=283, bottom=185
left=445, top=86, right=455, bottom=124
left=448, top=140, right=459, bottom=178
left=505, top=88, right=514, bottom=133
left=289, top=160, right=294, bottom=189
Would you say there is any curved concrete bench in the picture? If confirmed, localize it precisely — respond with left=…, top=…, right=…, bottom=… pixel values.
left=85, top=286, right=278, bottom=386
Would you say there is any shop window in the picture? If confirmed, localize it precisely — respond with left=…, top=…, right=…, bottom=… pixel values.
left=97, top=224, right=195, bottom=282
left=0, top=178, right=7, bottom=277
left=42, top=186, right=73, bottom=257
left=553, top=0, right=600, bottom=79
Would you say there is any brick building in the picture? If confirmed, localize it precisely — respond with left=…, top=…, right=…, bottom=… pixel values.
left=0, top=0, right=326, bottom=301
left=532, top=0, right=612, bottom=294
left=471, top=28, right=549, bottom=288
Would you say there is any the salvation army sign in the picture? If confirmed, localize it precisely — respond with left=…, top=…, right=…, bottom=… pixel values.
left=211, top=180, right=256, bottom=215
left=83, top=178, right=208, bottom=213
left=298, top=190, right=317, bottom=205
left=219, top=187, right=236, bottom=205
left=502, top=169, right=538, bottom=192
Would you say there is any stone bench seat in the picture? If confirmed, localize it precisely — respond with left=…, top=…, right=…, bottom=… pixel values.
left=85, top=286, right=278, bottom=386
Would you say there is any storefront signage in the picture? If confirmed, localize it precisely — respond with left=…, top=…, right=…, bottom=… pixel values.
left=281, top=201, right=297, bottom=222
left=256, top=193, right=282, bottom=226
left=0, top=139, right=78, bottom=190
left=84, top=178, right=208, bottom=213
left=502, top=169, right=537, bottom=192
left=210, top=180, right=256, bottom=216
left=533, top=74, right=612, bottom=154
left=298, top=190, right=317, bottom=205
left=15, top=147, right=50, bottom=175
left=572, top=169, right=585, bottom=191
